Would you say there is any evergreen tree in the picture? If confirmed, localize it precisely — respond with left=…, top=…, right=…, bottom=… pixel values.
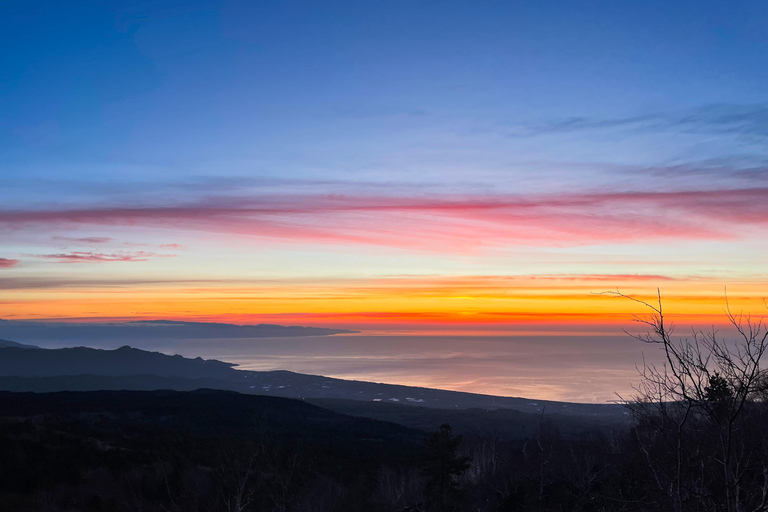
left=421, top=424, right=470, bottom=511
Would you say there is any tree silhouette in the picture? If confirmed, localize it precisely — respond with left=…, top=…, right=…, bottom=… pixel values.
left=421, top=424, right=470, bottom=511
left=607, top=288, right=768, bottom=512
left=704, top=372, right=733, bottom=405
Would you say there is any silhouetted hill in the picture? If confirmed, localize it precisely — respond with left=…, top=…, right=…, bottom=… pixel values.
left=0, top=345, right=237, bottom=378
left=0, top=374, right=236, bottom=393
left=0, top=318, right=355, bottom=342
left=0, top=338, right=38, bottom=349
left=0, top=389, right=424, bottom=511
left=0, top=389, right=423, bottom=446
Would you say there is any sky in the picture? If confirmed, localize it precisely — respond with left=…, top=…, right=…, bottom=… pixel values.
left=2, top=0, right=768, bottom=339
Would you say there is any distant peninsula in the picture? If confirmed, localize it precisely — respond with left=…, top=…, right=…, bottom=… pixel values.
left=0, top=318, right=356, bottom=343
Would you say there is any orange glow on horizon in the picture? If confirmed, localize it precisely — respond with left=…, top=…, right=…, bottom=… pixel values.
left=3, top=273, right=766, bottom=334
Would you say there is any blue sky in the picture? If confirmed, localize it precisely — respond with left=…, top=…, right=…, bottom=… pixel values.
left=1, top=0, right=767, bottom=334
left=3, top=0, right=767, bottom=187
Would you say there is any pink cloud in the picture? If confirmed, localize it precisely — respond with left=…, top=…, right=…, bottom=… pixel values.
left=2, top=188, right=767, bottom=251
left=52, top=236, right=112, bottom=244
left=33, top=251, right=175, bottom=263
left=0, top=258, right=19, bottom=268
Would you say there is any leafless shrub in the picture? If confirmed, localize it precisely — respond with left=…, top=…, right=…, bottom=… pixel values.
left=605, top=289, right=768, bottom=512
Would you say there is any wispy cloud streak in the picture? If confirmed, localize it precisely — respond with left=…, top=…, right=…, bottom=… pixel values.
left=2, top=188, right=768, bottom=251
left=52, top=236, right=113, bottom=244
left=33, top=251, right=175, bottom=263
left=0, top=273, right=681, bottom=291
left=0, top=258, right=19, bottom=268
left=515, top=103, right=768, bottom=140
left=625, top=158, right=768, bottom=182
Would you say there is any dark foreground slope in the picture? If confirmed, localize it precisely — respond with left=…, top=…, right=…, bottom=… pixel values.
left=0, top=389, right=661, bottom=512
left=0, top=389, right=423, bottom=512
left=306, top=397, right=625, bottom=440
left=0, top=389, right=423, bottom=445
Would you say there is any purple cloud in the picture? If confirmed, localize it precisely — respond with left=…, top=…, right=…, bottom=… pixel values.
left=0, top=258, right=19, bottom=268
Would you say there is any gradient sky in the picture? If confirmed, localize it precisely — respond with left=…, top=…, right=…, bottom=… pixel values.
left=2, top=0, right=768, bottom=334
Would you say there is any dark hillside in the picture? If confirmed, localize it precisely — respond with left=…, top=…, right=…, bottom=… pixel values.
left=307, top=398, right=628, bottom=440
left=0, top=389, right=424, bottom=447
left=0, top=345, right=237, bottom=378
left=0, top=389, right=425, bottom=512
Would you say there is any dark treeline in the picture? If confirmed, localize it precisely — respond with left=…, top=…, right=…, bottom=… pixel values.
left=2, top=387, right=768, bottom=512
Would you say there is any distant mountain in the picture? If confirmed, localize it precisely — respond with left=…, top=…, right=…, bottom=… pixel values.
left=0, top=339, right=39, bottom=349
left=0, top=318, right=355, bottom=343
